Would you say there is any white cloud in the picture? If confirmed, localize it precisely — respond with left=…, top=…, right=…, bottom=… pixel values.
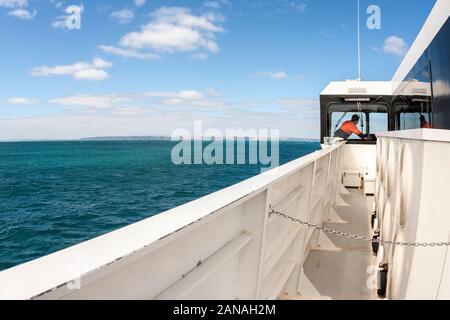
left=6, top=97, right=38, bottom=105
left=49, top=90, right=224, bottom=109
left=254, top=71, right=288, bottom=80
left=73, top=69, right=109, bottom=81
left=98, top=6, right=225, bottom=61
left=119, top=7, right=224, bottom=54
left=146, top=90, right=205, bottom=100
left=50, top=94, right=129, bottom=108
left=1, top=0, right=37, bottom=20
left=134, top=0, right=145, bottom=7
left=98, top=45, right=160, bottom=60
left=110, top=9, right=134, bottom=24
left=0, top=0, right=28, bottom=8
left=7, top=8, right=35, bottom=19
left=383, top=36, right=409, bottom=57
left=90, top=58, right=112, bottom=69
left=30, top=58, right=112, bottom=81
left=144, top=90, right=225, bottom=108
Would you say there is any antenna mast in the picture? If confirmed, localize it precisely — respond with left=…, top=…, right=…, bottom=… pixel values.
left=357, top=0, right=362, bottom=81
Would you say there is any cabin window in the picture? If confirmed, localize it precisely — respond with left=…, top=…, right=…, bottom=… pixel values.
left=369, top=113, right=388, bottom=134
left=400, top=112, right=421, bottom=130
left=327, top=103, right=389, bottom=143
left=394, top=101, right=432, bottom=130
left=331, top=112, right=367, bottom=139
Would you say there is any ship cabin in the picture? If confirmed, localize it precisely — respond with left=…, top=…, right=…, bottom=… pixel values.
left=320, top=80, right=434, bottom=145
left=320, top=81, right=393, bottom=145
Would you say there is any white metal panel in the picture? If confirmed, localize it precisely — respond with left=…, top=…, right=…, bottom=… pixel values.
left=376, top=129, right=450, bottom=300
left=342, top=144, right=377, bottom=174
left=156, top=234, right=253, bottom=300
left=321, top=81, right=392, bottom=96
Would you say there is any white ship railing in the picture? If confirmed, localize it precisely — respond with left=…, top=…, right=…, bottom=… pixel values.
left=0, top=142, right=345, bottom=300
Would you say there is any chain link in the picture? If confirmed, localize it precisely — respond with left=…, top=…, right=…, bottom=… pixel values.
left=269, top=209, right=450, bottom=248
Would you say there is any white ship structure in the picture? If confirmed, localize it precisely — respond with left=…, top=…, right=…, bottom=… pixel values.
left=1, top=0, right=450, bottom=300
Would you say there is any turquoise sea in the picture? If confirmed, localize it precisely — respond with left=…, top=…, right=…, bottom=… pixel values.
left=0, top=140, right=320, bottom=271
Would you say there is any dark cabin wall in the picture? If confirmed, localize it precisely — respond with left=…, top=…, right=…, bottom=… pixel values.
left=394, top=17, right=450, bottom=129
left=428, top=18, right=450, bottom=129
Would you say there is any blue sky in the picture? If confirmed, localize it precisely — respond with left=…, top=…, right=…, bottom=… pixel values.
left=0, top=0, right=436, bottom=140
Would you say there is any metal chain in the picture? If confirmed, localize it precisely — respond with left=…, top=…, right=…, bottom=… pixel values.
left=269, top=209, right=450, bottom=248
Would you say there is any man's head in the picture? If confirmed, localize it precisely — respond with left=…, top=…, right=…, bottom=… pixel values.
left=351, top=114, right=360, bottom=124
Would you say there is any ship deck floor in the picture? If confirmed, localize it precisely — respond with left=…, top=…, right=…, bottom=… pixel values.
left=302, top=188, right=378, bottom=300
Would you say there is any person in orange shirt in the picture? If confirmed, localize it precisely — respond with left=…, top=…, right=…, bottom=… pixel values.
left=420, top=115, right=431, bottom=128
left=334, top=114, right=366, bottom=140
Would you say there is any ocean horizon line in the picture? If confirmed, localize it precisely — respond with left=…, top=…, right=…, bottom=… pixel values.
left=0, top=136, right=320, bottom=143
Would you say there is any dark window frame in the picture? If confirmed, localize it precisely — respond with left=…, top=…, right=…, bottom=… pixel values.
left=326, top=102, right=390, bottom=144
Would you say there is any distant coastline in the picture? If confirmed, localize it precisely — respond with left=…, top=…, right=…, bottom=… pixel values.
left=0, top=136, right=319, bottom=143
left=81, top=136, right=172, bottom=141
left=82, top=136, right=319, bottom=142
